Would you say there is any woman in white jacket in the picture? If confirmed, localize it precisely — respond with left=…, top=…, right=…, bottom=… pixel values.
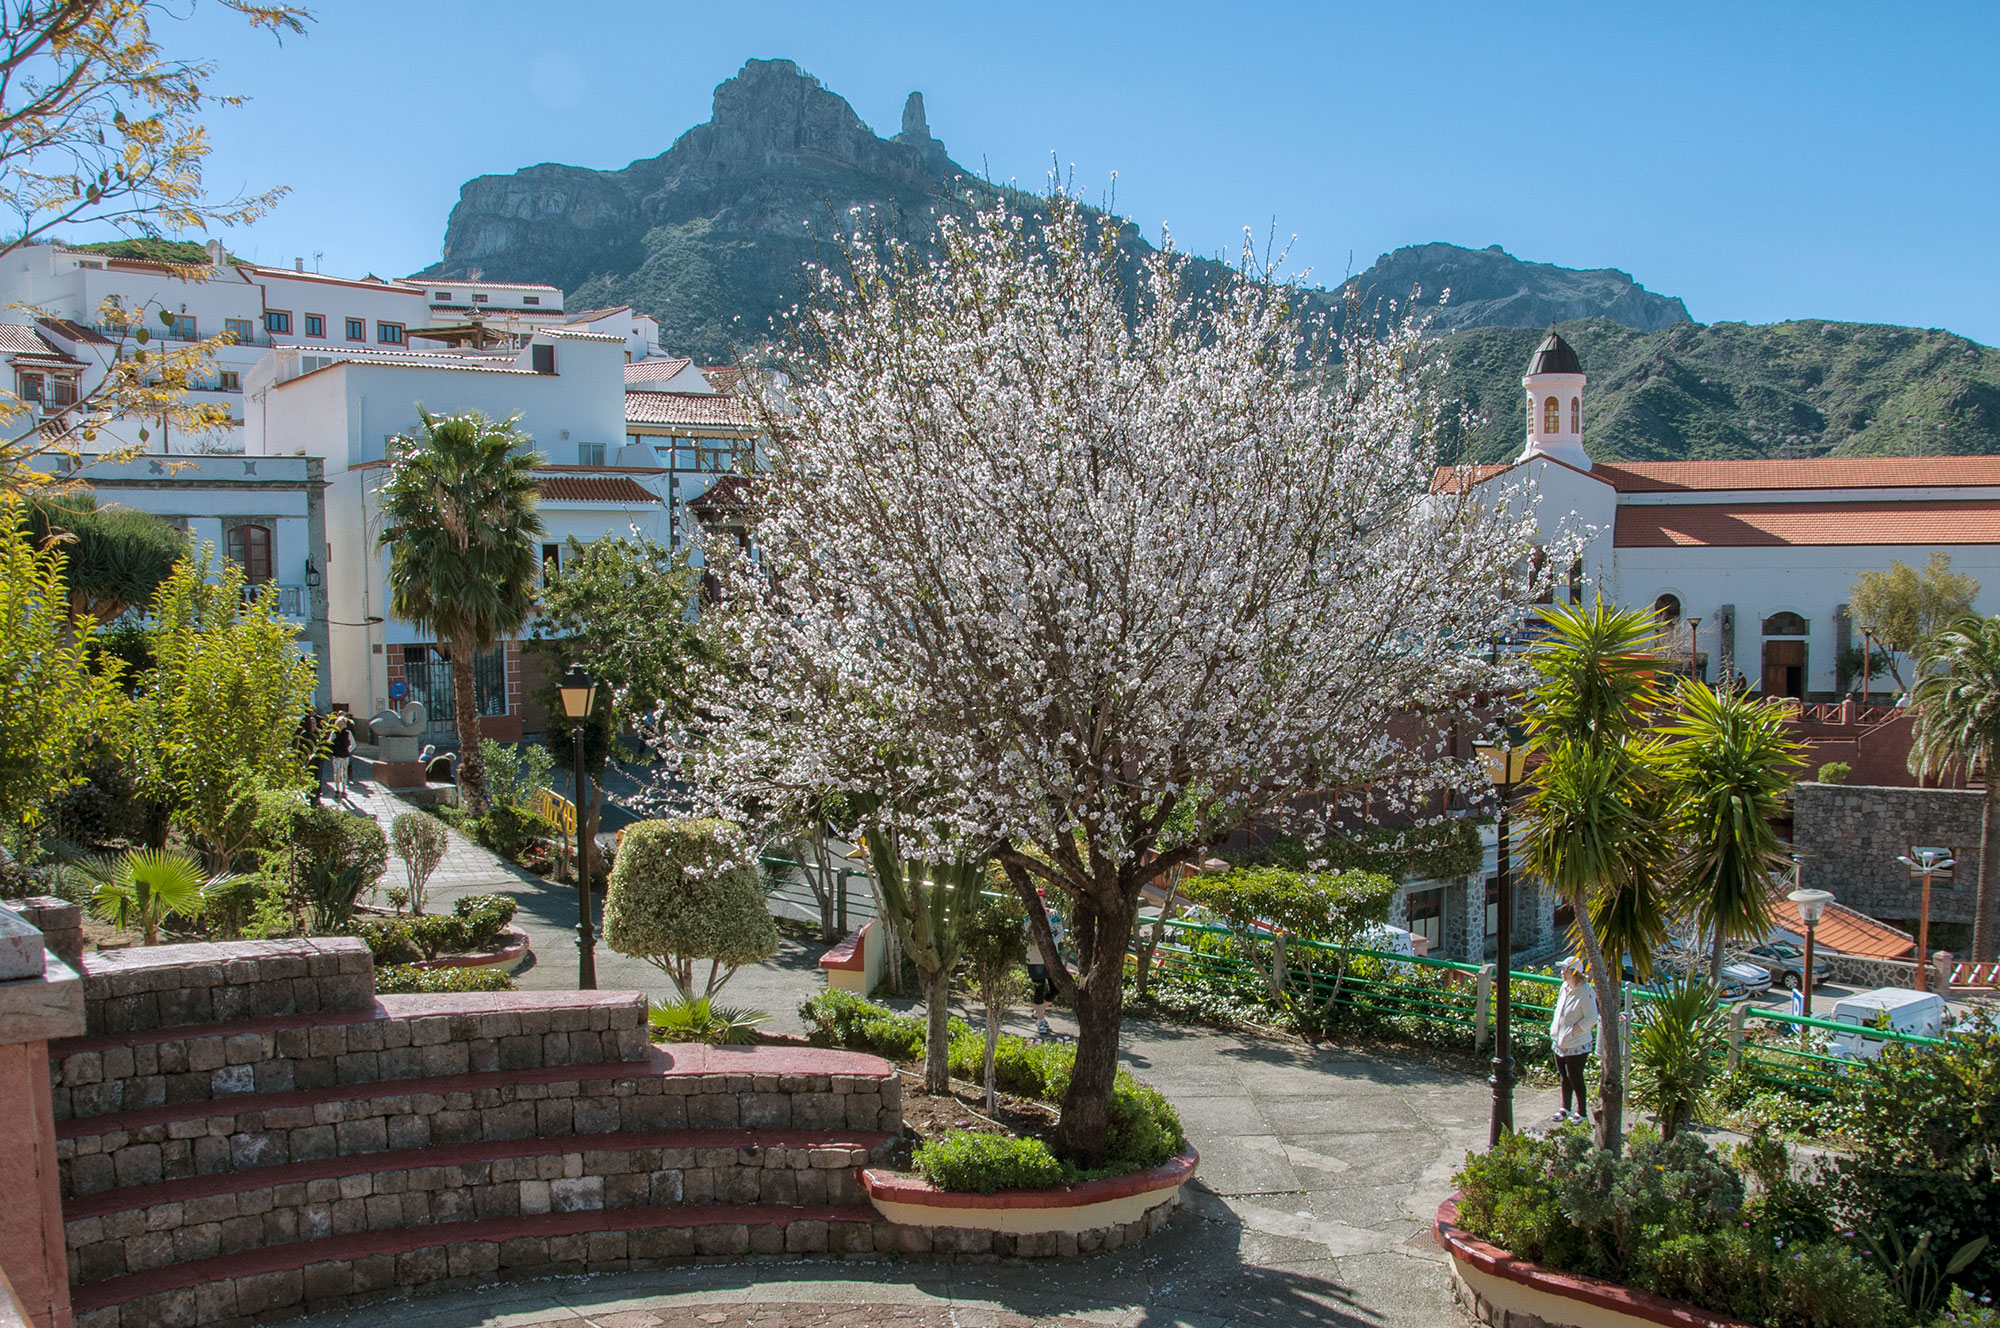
left=1549, top=956, right=1599, bottom=1122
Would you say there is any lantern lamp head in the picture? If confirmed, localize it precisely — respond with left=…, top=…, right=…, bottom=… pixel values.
left=558, top=665, right=596, bottom=720
left=1788, top=887, right=1834, bottom=929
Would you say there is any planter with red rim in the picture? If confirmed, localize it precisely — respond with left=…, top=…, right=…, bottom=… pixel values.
left=408, top=925, right=531, bottom=972
left=1435, top=1194, right=1754, bottom=1328
left=861, top=1145, right=1197, bottom=1236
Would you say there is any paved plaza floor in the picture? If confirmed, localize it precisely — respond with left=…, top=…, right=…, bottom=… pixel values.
left=314, top=771, right=1565, bottom=1326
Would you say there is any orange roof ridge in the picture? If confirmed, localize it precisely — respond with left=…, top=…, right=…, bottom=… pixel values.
left=1768, top=892, right=1915, bottom=961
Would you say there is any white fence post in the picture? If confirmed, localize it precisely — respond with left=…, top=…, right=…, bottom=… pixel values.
left=1474, top=963, right=1495, bottom=1051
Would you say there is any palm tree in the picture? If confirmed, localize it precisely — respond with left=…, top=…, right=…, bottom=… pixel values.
left=1661, top=683, right=1806, bottom=978
left=1520, top=597, right=1670, bottom=1153
left=1909, top=614, right=2000, bottom=961
left=379, top=410, right=544, bottom=815
left=82, top=847, right=214, bottom=945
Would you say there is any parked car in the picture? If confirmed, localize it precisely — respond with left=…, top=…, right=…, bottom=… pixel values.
left=1602, top=951, right=1773, bottom=1001
left=1746, top=939, right=1833, bottom=991
left=1825, top=988, right=1947, bottom=1060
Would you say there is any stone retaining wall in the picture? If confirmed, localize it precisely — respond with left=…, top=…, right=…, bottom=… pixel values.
left=51, top=993, right=651, bottom=1122
left=9, top=896, right=83, bottom=970
left=79, top=940, right=375, bottom=1035
left=1794, top=782, right=1987, bottom=926
left=56, top=1056, right=902, bottom=1198
left=77, top=1198, right=1183, bottom=1328
left=65, top=1136, right=882, bottom=1286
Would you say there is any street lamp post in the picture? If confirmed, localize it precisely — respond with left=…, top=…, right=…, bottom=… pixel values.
left=1895, top=849, right=1954, bottom=992
left=558, top=664, right=599, bottom=990
left=1473, top=730, right=1529, bottom=1148
left=1788, top=882, right=1834, bottom=1020
left=1861, top=629, right=1873, bottom=705
left=1688, top=617, right=1703, bottom=684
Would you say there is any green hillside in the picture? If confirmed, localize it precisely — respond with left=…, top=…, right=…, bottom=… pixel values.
left=1438, top=318, right=2000, bottom=464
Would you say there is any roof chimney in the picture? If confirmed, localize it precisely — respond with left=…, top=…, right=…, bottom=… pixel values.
left=294, top=257, right=305, bottom=272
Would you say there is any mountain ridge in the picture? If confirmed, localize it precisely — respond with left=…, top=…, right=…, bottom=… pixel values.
left=418, top=58, right=2000, bottom=461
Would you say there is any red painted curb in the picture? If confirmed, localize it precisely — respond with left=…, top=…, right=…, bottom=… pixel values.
left=1434, top=1195, right=1754, bottom=1328
left=862, top=1144, right=1198, bottom=1210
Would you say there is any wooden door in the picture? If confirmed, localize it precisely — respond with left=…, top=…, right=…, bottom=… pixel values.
left=1762, top=639, right=1807, bottom=698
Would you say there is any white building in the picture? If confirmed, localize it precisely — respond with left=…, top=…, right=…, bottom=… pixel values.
left=0, top=242, right=561, bottom=455
left=243, top=327, right=673, bottom=739
left=1442, top=331, right=2000, bottom=698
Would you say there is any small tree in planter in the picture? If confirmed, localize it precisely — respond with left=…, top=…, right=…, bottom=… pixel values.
left=859, top=826, right=986, bottom=1094
left=960, top=893, right=1029, bottom=1113
left=391, top=812, right=449, bottom=916
left=602, top=818, right=778, bottom=1001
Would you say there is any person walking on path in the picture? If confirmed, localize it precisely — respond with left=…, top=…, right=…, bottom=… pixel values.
left=1550, top=955, right=1600, bottom=1122
left=1025, top=894, right=1067, bottom=1040
left=328, top=713, right=356, bottom=800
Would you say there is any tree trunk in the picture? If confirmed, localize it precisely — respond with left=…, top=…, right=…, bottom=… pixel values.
left=1709, top=924, right=1725, bottom=982
left=1056, top=890, right=1139, bottom=1168
left=1976, top=777, right=1998, bottom=963
left=450, top=637, right=489, bottom=815
left=1570, top=891, right=1625, bottom=1153
left=983, top=998, right=1001, bottom=1115
left=922, top=965, right=951, bottom=1094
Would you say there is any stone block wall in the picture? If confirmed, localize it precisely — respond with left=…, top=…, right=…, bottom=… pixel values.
left=8, top=897, right=82, bottom=971
left=79, top=940, right=374, bottom=1035
left=51, top=992, right=653, bottom=1123
left=1794, top=782, right=1987, bottom=926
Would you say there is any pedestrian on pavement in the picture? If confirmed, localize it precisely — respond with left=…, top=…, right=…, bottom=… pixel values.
left=1549, top=955, right=1599, bottom=1123
left=328, top=713, right=356, bottom=799
left=299, top=708, right=325, bottom=806
left=1025, top=894, right=1067, bottom=1040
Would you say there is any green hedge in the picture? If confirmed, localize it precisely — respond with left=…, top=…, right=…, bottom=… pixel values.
left=374, top=965, right=515, bottom=994
left=351, top=894, right=517, bottom=964
left=913, top=1133, right=1067, bottom=1194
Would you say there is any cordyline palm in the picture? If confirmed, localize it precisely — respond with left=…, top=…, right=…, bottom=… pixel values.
left=1520, top=597, right=1669, bottom=1154
left=1660, top=683, right=1805, bottom=978
left=379, top=410, right=543, bottom=815
left=1909, top=614, right=2000, bottom=961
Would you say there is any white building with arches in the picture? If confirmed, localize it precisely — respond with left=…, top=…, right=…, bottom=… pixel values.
left=1440, top=330, right=2000, bottom=698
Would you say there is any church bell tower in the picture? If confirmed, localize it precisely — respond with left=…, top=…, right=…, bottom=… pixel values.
left=1517, top=329, right=1590, bottom=469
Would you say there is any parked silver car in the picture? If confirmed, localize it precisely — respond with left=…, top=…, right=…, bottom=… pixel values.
left=1747, top=940, right=1833, bottom=991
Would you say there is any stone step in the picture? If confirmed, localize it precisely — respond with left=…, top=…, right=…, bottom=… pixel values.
left=64, top=1127, right=892, bottom=1286
left=51, top=991, right=652, bottom=1122
left=56, top=1045, right=902, bottom=1198
left=70, top=1201, right=888, bottom=1328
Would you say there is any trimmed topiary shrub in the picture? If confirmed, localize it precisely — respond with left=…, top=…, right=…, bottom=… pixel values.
left=601, top=818, right=778, bottom=1001
left=1816, top=761, right=1852, bottom=785
left=914, top=1132, right=1068, bottom=1194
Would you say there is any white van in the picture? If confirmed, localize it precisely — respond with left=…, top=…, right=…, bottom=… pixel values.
left=1825, top=988, right=1947, bottom=1060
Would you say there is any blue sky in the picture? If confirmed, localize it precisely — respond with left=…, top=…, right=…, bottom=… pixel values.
left=155, top=1, right=2000, bottom=344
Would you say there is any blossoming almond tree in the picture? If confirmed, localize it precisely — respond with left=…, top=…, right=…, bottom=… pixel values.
left=679, top=188, right=1539, bottom=1164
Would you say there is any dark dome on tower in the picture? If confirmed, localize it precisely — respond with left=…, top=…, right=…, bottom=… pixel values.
left=1527, top=329, right=1582, bottom=376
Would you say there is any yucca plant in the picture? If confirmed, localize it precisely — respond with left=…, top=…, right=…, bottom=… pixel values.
left=648, top=996, right=769, bottom=1046
left=1660, top=683, right=1806, bottom=979
left=81, top=847, right=217, bottom=945
left=1628, top=973, right=1726, bottom=1140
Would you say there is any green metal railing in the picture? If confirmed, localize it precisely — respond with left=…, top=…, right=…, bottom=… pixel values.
left=765, top=866, right=1953, bottom=1098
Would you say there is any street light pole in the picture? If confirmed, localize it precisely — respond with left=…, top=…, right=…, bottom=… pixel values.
left=558, top=665, right=599, bottom=990
left=1474, top=726, right=1526, bottom=1148
left=1895, top=849, right=1954, bottom=992
left=1789, top=878, right=1833, bottom=1020
left=1688, top=617, right=1703, bottom=684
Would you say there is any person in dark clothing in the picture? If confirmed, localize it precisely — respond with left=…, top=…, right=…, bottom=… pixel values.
left=328, top=714, right=355, bottom=799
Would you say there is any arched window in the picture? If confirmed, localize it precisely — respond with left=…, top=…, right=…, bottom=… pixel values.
left=1570, top=397, right=1580, bottom=434
left=1762, top=612, right=1808, bottom=636
left=1543, top=396, right=1560, bottom=435
left=227, top=523, right=272, bottom=584
left=1654, top=593, right=1682, bottom=624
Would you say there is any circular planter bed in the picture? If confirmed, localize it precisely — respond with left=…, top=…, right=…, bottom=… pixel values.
left=863, top=1144, right=1198, bottom=1235
left=1434, top=1194, right=1753, bottom=1328
left=406, top=924, right=530, bottom=972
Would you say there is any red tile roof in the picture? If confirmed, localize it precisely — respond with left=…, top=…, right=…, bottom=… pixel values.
left=534, top=475, right=661, bottom=505
left=1614, top=500, right=2000, bottom=547
left=1430, top=462, right=1516, bottom=493
left=690, top=474, right=755, bottom=515
left=1768, top=894, right=1915, bottom=961
left=624, top=356, right=694, bottom=384
left=560, top=305, right=631, bottom=325
left=625, top=390, right=755, bottom=429
left=0, top=323, right=68, bottom=358
left=1596, top=457, right=2000, bottom=492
